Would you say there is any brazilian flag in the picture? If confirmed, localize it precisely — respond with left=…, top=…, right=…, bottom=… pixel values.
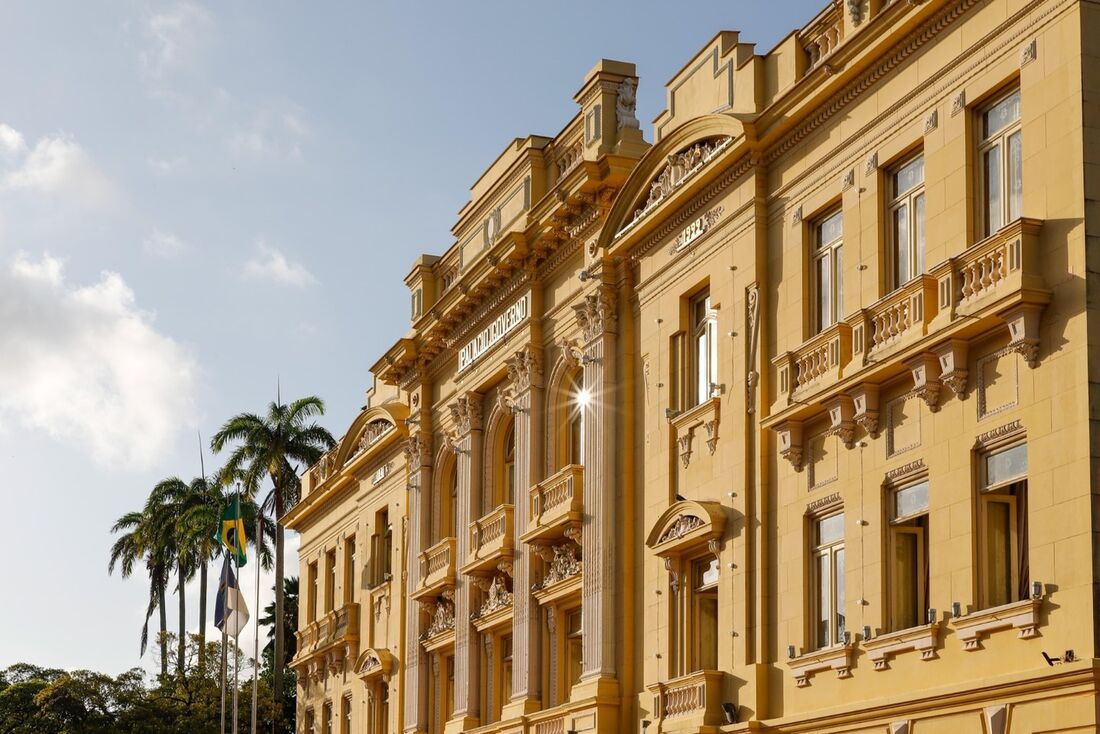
left=216, top=498, right=247, bottom=567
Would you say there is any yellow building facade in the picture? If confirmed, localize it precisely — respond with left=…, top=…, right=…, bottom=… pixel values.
left=285, top=0, right=1100, bottom=731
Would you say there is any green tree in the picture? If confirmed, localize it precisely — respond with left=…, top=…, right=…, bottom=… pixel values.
left=211, top=396, right=335, bottom=715
left=108, top=510, right=171, bottom=678
left=259, top=577, right=298, bottom=724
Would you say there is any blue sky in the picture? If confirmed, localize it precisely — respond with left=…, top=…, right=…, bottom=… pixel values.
left=0, top=0, right=824, bottom=674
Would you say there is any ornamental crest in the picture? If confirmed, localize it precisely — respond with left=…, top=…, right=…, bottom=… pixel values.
left=537, top=544, right=582, bottom=589
left=423, top=598, right=455, bottom=639
left=658, top=514, right=705, bottom=544
left=478, top=575, right=514, bottom=617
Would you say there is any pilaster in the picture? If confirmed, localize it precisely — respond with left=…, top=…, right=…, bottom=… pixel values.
left=449, top=393, right=483, bottom=729
left=503, top=345, right=545, bottom=716
left=573, top=286, right=619, bottom=683
left=403, top=431, right=432, bottom=734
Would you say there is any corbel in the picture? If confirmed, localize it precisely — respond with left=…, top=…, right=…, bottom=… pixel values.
left=1000, top=303, right=1042, bottom=368
left=906, top=353, right=942, bottom=412
left=934, top=339, right=969, bottom=396
left=824, top=395, right=856, bottom=449
left=850, top=383, right=880, bottom=438
left=776, top=420, right=804, bottom=472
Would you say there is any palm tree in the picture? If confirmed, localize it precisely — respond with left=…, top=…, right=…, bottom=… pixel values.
left=145, top=478, right=195, bottom=677
left=211, top=396, right=335, bottom=705
left=259, top=577, right=299, bottom=666
left=108, top=510, right=171, bottom=678
left=175, top=476, right=223, bottom=666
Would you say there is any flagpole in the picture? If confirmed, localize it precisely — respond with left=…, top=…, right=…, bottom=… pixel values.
left=220, top=558, right=228, bottom=734
left=251, top=507, right=261, bottom=733
left=233, top=488, right=241, bottom=734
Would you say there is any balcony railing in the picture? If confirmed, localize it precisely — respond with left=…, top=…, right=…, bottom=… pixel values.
left=414, top=537, right=456, bottom=599
left=771, top=219, right=1047, bottom=414
left=464, top=505, right=514, bottom=574
left=523, top=465, right=584, bottom=544
left=648, top=670, right=728, bottom=726
left=799, top=2, right=843, bottom=71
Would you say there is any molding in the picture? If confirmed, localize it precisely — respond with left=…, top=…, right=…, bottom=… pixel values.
left=787, top=644, right=855, bottom=687
left=864, top=622, right=940, bottom=670
left=954, top=598, right=1041, bottom=651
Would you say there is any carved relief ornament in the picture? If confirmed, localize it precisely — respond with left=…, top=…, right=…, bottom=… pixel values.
left=573, top=287, right=617, bottom=343
left=505, top=345, right=543, bottom=393
left=448, top=393, right=483, bottom=436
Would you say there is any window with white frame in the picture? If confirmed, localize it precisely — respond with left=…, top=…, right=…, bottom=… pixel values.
left=978, top=442, right=1029, bottom=608
left=887, top=480, right=930, bottom=630
left=810, top=512, right=845, bottom=649
left=690, top=290, right=718, bottom=407
left=812, top=210, right=844, bottom=333
left=888, top=154, right=926, bottom=288
left=979, top=87, right=1022, bottom=237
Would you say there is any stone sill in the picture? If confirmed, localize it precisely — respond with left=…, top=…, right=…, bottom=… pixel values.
left=954, top=598, right=1041, bottom=651
left=864, top=622, right=940, bottom=670
left=787, top=644, right=855, bottom=687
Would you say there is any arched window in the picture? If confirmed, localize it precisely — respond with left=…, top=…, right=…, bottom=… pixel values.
left=568, top=370, right=585, bottom=467
left=504, top=423, right=516, bottom=505
left=434, top=458, right=457, bottom=543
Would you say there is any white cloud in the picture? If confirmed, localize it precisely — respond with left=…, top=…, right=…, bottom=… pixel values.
left=147, top=155, right=187, bottom=176
left=241, top=240, right=316, bottom=288
left=229, top=106, right=310, bottom=162
left=0, top=253, right=197, bottom=468
left=143, top=228, right=189, bottom=257
left=139, top=2, right=212, bottom=79
left=0, top=124, right=117, bottom=210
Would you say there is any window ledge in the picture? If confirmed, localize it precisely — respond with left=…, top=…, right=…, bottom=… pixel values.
left=787, top=643, right=855, bottom=687
left=954, top=598, right=1041, bottom=651
left=864, top=622, right=940, bottom=670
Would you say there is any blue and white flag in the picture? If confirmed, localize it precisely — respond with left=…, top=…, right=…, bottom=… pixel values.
left=214, top=557, right=250, bottom=638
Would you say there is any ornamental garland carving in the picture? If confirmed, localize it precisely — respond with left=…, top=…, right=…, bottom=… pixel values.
left=535, top=544, right=582, bottom=590
left=619, top=136, right=733, bottom=235
left=477, top=575, right=514, bottom=617
left=423, top=598, right=455, bottom=639
left=354, top=419, right=394, bottom=458
left=573, top=287, right=617, bottom=343
left=657, top=514, right=706, bottom=545
left=746, top=284, right=761, bottom=414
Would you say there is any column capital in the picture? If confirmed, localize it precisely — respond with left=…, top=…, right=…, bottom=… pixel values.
left=404, top=433, right=433, bottom=471
left=505, top=344, right=544, bottom=394
left=448, top=392, right=483, bottom=436
left=572, top=286, right=617, bottom=344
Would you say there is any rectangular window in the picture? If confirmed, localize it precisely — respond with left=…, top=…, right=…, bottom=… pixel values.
left=979, top=443, right=1029, bottom=607
left=308, top=561, right=319, bottom=623
left=979, top=88, right=1022, bottom=237
left=323, top=702, right=333, bottom=734
left=811, top=513, right=845, bottom=649
left=325, top=549, right=337, bottom=613
left=344, top=535, right=356, bottom=605
left=566, top=608, right=583, bottom=695
left=341, top=695, right=352, bottom=734
left=691, top=556, right=719, bottom=671
left=889, top=154, right=926, bottom=288
left=690, top=291, right=718, bottom=407
left=500, top=634, right=513, bottom=720
left=306, top=709, right=316, bottom=734
left=444, top=655, right=455, bottom=722
left=888, top=480, right=930, bottom=630
left=812, top=210, right=844, bottom=333
left=372, top=507, right=392, bottom=586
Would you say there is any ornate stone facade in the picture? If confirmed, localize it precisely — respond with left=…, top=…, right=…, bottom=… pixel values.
left=290, top=3, right=1100, bottom=733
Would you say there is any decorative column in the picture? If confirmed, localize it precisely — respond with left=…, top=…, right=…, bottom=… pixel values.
left=503, top=345, right=544, bottom=715
left=449, top=393, right=483, bottom=728
left=403, top=432, right=432, bottom=733
left=573, top=286, right=618, bottom=685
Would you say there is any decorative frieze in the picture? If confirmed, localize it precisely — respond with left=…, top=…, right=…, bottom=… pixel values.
left=658, top=515, right=706, bottom=545
left=885, top=459, right=925, bottom=484
left=670, top=206, right=724, bottom=255
left=974, top=419, right=1023, bottom=449
left=619, top=137, right=733, bottom=234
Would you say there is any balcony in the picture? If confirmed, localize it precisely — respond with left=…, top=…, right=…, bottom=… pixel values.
left=769, top=219, right=1049, bottom=422
left=412, top=537, right=456, bottom=601
left=647, top=670, right=730, bottom=728
left=522, top=464, right=584, bottom=545
left=462, top=504, right=515, bottom=576
left=290, top=602, right=360, bottom=678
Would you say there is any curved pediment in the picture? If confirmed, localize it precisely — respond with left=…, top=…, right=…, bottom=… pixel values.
left=645, top=500, right=727, bottom=557
left=354, top=647, right=394, bottom=681
left=332, top=403, right=409, bottom=473
left=599, top=114, right=745, bottom=255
